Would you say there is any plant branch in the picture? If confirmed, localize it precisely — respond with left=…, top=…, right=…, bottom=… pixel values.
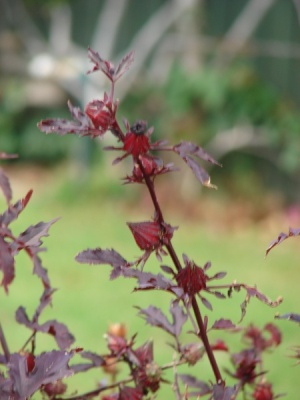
left=191, top=297, right=223, bottom=384
left=57, top=377, right=132, bottom=400
left=0, top=323, right=10, bottom=362
left=137, top=157, right=223, bottom=384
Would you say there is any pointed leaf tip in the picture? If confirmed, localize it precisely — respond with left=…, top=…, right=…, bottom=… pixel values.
left=0, top=169, right=12, bottom=204
left=266, top=227, right=300, bottom=255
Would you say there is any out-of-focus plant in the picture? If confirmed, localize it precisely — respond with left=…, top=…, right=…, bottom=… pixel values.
left=121, top=62, right=300, bottom=201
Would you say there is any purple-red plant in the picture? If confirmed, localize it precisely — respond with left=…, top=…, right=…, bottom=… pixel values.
left=266, top=227, right=300, bottom=366
left=0, top=48, right=288, bottom=399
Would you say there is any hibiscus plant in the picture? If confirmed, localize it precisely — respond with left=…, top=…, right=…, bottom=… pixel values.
left=0, top=48, right=294, bottom=400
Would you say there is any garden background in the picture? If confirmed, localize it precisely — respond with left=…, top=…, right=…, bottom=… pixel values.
left=0, top=0, right=300, bottom=398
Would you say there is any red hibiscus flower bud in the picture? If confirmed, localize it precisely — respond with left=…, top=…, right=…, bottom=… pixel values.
left=176, top=261, right=207, bottom=296
left=133, top=363, right=161, bottom=394
left=182, top=343, right=205, bottom=365
left=138, top=154, right=158, bottom=175
left=85, top=100, right=112, bottom=133
left=108, top=322, right=127, bottom=338
left=135, top=341, right=154, bottom=365
left=252, top=382, right=274, bottom=400
left=42, top=380, right=67, bottom=396
left=105, top=333, right=128, bottom=356
left=232, top=349, right=258, bottom=385
left=127, top=221, right=174, bottom=251
left=123, top=120, right=150, bottom=157
left=145, top=361, right=162, bottom=383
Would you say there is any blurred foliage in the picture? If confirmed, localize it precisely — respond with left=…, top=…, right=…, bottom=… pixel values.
left=120, top=62, right=300, bottom=201
left=23, top=0, right=70, bottom=7
left=123, top=62, right=300, bottom=154
left=1, top=60, right=299, bottom=200
left=0, top=80, right=74, bottom=164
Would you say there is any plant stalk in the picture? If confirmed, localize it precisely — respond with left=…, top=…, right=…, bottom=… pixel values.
left=137, top=158, right=223, bottom=384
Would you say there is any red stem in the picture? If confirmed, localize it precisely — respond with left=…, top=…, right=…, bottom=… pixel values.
left=137, top=158, right=223, bottom=384
left=110, top=117, right=223, bottom=383
left=0, top=323, right=10, bottom=362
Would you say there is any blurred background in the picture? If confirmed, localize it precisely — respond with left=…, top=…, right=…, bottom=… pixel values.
left=1, top=0, right=300, bottom=397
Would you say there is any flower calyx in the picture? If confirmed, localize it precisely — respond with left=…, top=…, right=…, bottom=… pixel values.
left=123, top=120, right=152, bottom=158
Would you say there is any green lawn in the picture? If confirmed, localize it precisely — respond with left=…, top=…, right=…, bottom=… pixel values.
left=1, top=165, right=299, bottom=398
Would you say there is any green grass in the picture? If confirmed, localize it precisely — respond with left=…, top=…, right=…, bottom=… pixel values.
left=1, top=165, right=299, bottom=398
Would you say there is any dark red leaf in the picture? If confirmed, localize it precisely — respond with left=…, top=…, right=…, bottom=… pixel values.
left=137, top=306, right=173, bottom=334
left=126, top=269, right=181, bottom=296
left=211, top=271, right=227, bottom=280
left=178, top=374, right=211, bottom=395
left=79, top=351, right=104, bottom=367
left=114, top=51, right=135, bottom=81
left=0, top=376, right=13, bottom=399
left=87, top=48, right=134, bottom=82
left=275, top=312, right=300, bottom=324
left=160, top=264, right=175, bottom=275
left=75, top=248, right=127, bottom=267
left=209, top=290, right=226, bottom=299
left=173, top=141, right=221, bottom=188
left=37, top=101, right=98, bottom=137
left=72, top=350, right=105, bottom=373
left=32, top=255, right=51, bottom=288
left=87, top=48, right=115, bottom=80
left=200, top=295, right=213, bottom=311
left=16, top=307, right=75, bottom=350
left=8, top=351, right=73, bottom=398
left=0, top=190, right=33, bottom=227
left=137, top=302, right=186, bottom=338
left=40, top=321, right=75, bottom=350
left=33, top=288, right=55, bottom=321
left=169, top=301, right=188, bottom=337
left=266, top=227, right=300, bottom=255
left=212, top=384, right=239, bottom=400
left=15, top=307, right=30, bottom=326
left=231, top=284, right=283, bottom=322
left=0, top=169, right=12, bottom=204
left=211, top=318, right=235, bottom=330
left=13, top=218, right=59, bottom=251
left=185, top=155, right=217, bottom=188
left=0, top=236, right=15, bottom=293
left=173, top=141, right=221, bottom=166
